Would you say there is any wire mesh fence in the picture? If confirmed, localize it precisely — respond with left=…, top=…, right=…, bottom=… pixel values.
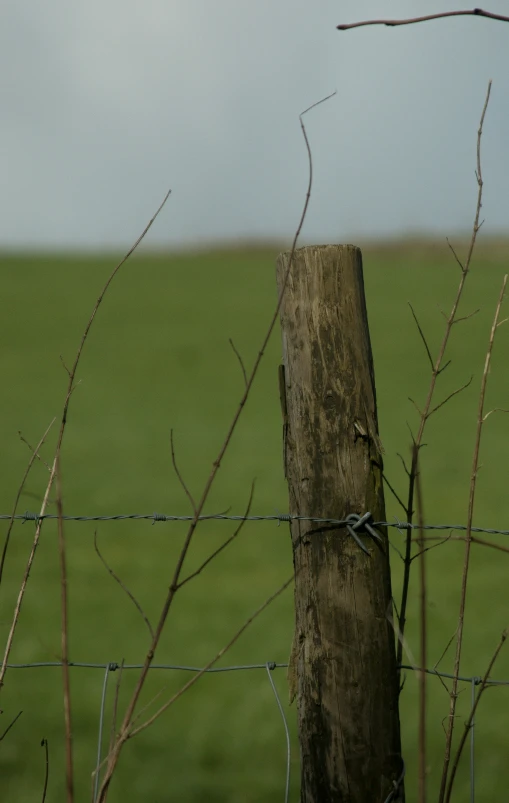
left=3, top=508, right=509, bottom=802
left=5, top=657, right=508, bottom=803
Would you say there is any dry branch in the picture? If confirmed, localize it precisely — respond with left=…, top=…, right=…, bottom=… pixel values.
left=415, top=450, right=427, bottom=803
left=337, top=9, right=509, bottom=31
left=176, top=482, right=255, bottom=590
left=94, top=532, right=154, bottom=640
left=0, top=190, right=171, bottom=691
left=445, top=629, right=508, bottom=803
left=0, top=710, right=22, bottom=741
left=439, top=274, right=508, bottom=802
left=396, top=81, right=492, bottom=678
left=94, top=94, right=333, bottom=801
left=0, top=419, right=55, bottom=589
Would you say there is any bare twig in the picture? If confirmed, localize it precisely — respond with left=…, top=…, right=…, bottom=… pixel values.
left=18, top=430, right=52, bottom=472
left=0, top=709, right=22, bottom=741
left=56, top=458, right=73, bottom=803
left=0, top=190, right=171, bottom=691
left=95, top=93, right=333, bottom=802
left=128, top=576, right=294, bottom=739
left=396, top=81, right=492, bottom=678
left=410, top=531, right=453, bottom=561
left=483, top=406, right=509, bottom=421
left=337, top=9, right=509, bottom=31
left=445, top=629, right=508, bottom=803
left=396, top=452, right=411, bottom=478
left=409, top=302, right=434, bottom=371
left=94, top=532, right=154, bottom=640
left=177, top=482, right=255, bottom=590
left=228, top=338, right=248, bottom=387
left=381, top=472, right=407, bottom=516
left=41, top=738, right=49, bottom=803
left=94, top=576, right=293, bottom=792
left=446, top=239, right=465, bottom=272
left=427, top=375, right=473, bottom=417
left=0, top=419, right=55, bottom=589
left=170, top=430, right=197, bottom=514
left=452, top=308, right=480, bottom=325
left=412, top=533, right=509, bottom=555
left=439, top=274, right=508, bottom=803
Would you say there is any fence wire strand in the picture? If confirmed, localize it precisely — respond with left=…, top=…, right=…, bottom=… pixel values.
left=4, top=505, right=509, bottom=800
left=4, top=510, right=509, bottom=537
left=5, top=658, right=509, bottom=802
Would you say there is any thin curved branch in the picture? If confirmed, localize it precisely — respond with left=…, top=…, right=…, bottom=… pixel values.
left=0, top=189, right=171, bottom=692
left=337, top=9, right=509, bottom=31
left=408, top=302, right=434, bottom=371
left=228, top=338, right=248, bottom=388
left=177, top=482, right=255, bottom=590
left=396, top=81, right=492, bottom=678
left=0, top=419, right=55, bottom=589
left=439, top=274, right=508, bottom=803
left=94, top=532, right=154, bottom=640
left=0, top=710, right=22, bottom=741
left=95, top=93, right=334, bottom=802
left=170, top=430, right=197, bottom=514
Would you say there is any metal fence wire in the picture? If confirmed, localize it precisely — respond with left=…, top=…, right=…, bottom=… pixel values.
left=4, top=508, right=509, bottom=802
left=5, top=659, right=508, bottom=803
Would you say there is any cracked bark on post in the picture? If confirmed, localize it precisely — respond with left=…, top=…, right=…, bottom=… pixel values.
left=276, top=244, right=403, bottom=803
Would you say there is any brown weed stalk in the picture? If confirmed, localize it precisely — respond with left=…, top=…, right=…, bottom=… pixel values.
left=445, top=628, right=508, bottom=803
left=94, top=93, right=334, bottom=802
left=396, top=81, right=492, bottom=676
left=439, top=274, right=508, bottom=802
left=415, top=449, right=427, bottom=803
left=0, top=189, right=171, bottom=690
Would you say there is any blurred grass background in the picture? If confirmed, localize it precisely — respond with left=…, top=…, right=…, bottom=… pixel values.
left=1, top=240, right=509, bottom=802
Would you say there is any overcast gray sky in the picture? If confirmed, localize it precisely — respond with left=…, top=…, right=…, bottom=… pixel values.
left=2, top=1, right=508, bottom=249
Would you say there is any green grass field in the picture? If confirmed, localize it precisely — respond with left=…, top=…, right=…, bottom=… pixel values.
left=1, top=241, right=509, bottom=802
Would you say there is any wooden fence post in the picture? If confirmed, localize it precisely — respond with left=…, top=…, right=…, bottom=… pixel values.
left=276, top=244, right=403, bottom=802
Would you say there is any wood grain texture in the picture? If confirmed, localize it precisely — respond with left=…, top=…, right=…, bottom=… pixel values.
left=276, top=245, right=403, bottom=803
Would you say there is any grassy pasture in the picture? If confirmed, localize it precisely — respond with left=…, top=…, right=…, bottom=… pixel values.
left=1, top=241, right=509, bottom=801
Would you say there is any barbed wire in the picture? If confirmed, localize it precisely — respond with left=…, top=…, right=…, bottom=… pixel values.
left=3, top=510, right=509, bottom=537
